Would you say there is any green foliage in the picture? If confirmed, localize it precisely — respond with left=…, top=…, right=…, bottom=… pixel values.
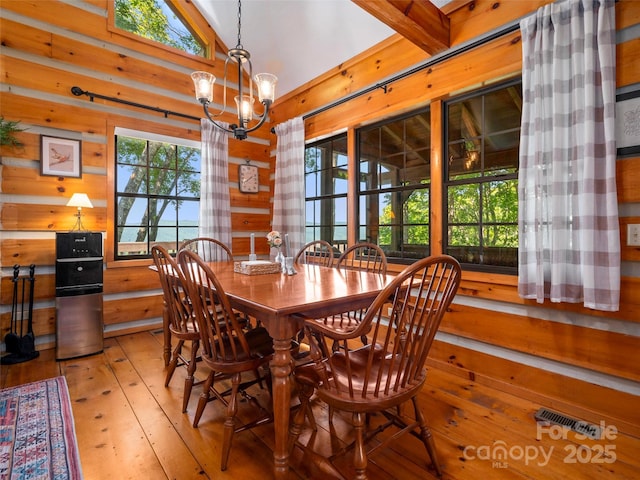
left=115, top=0, right=204, bottom=56
left=447, top=178, right=517, bottom=248
left=0, top=117, right=25, bottom=147
left=377, top=187, right=430, bottom=246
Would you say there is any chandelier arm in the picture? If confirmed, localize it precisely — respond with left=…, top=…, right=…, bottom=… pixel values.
left=201, top=104, right=235, bottom=134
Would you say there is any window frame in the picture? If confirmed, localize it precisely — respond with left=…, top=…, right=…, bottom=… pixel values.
left=303, top=134, right=349, bottom=253
left=113, top=127, right=201, bottom=260
left=442, top=78, right=522, bottom=274
left=356, top=108, right=432, bottom=265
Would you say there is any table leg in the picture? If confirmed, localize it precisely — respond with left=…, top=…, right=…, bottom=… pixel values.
left=271, top=337, right=293, bottom=479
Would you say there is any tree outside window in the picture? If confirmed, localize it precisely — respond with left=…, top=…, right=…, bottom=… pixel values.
left=114, top=0, right=206, bottom=56
left=115, top=133, right=200, bottom=258
left=444, top=79, right=521, bottom=272
left=357, top=110, right=431, bottom=263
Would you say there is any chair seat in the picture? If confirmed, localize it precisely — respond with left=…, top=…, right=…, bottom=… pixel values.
left=293, top=346, right=425, bottom=411
left=211, top=326, right=274, bottom=365
left=168, top=315, right=199, bottom=338
left=311, top=312, right=362, bottom=335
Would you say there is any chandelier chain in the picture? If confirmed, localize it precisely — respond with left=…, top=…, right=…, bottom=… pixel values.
left=236, top=0, right=243, bottom=49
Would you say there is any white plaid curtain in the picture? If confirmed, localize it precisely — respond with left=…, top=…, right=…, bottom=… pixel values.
left=199, top=119, right=232, bottom=248
left=518, top=0, right=619, bottom=311
left=272, top=117, right=305, bottom=257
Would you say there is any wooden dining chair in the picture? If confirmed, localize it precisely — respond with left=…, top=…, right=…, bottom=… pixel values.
left=289, top=255, right=462, bottom=480
left=151, top=245, right=201, bottom=413
left=333, top=242, right=388, bottom=346
left=294, top=240, right=335, bottom=267
left=177, top=249, right=274, bottom=471
left=180, top=236, right=255, bottom=328
left=336, top=242, right=387, bottom=275
left=179, top=237, right=234, bottom=262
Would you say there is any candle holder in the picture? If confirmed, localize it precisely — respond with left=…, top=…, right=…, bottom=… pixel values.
left=249, top=233, right=256, bottom=261
left=284, top=256, right=297, bottom=275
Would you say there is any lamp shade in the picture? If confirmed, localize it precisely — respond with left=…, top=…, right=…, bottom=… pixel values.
left=191, top=71, right=215, bottom=104
left=254, top=73, right=277, bottom=102
left=67, top=193, right=93, bottom=209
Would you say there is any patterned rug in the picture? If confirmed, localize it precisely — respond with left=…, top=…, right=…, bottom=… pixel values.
left=0, top=376, right=83, bottom=479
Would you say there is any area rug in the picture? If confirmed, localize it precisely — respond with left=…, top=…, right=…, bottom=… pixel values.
left=0, top=376, right=83, bottom=479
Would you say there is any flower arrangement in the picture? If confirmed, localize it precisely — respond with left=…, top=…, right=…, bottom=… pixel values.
left=266, top=230, right=283, bottom=249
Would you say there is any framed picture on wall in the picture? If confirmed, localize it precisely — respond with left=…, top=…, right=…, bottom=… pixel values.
left=616, top=90, right=640, bottom=156
left=40, top=135, right=82, bottom=178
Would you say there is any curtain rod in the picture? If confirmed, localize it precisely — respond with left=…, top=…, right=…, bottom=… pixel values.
left=299, top=20, right=521, bottom=122
left=70, top=86, right=201, bottom=121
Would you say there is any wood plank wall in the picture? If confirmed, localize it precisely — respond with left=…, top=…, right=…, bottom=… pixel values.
left=1, top=0, right=638, bottom=434
left=269, top=0, right=640, bottom=434
left=0, top=1, right=275, bottom=341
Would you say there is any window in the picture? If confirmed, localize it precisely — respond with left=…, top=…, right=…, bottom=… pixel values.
left=304, top=135, right=348, bottom=252
left=115, top=128, right=201, bottom=259
left=444, top=79, right=521, bottom=272
left=114, top=0, right=206, bottom=57
left=357, top=110, right=431, bottom=263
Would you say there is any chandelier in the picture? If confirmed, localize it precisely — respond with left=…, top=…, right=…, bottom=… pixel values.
left=191, top=0, right=277, bottom=140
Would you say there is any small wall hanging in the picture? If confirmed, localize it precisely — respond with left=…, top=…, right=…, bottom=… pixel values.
left=40, top=135, right=82, bottom=178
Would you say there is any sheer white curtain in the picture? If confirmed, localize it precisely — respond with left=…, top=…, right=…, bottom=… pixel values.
left=199, top=119, right=232, bottom=248
left=518, top=0, right=619, bottom=311
left=272, top=117, right=305, bottom=257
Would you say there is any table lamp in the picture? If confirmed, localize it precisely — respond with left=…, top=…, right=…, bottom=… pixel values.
left=67, top=193, right=93, bottom=231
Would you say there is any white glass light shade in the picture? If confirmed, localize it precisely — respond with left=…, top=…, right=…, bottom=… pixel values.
left=191, top=71, right=215, bottom=103
left=254, top=73, right=277, bottom=103
left=67, top=193, right=93, bottom=209
left=235, top=95, right=254, bottom=123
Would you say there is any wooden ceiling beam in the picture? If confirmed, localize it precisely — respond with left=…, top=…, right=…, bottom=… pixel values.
left=352, top=0, right=450, bottom=55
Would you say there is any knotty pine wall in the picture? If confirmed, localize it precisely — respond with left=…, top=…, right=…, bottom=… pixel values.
left=269, top=0, right=640, bottom=434
left=0, top=1, right=274, bottom=343
left=1, top=0, right=639, bottom=433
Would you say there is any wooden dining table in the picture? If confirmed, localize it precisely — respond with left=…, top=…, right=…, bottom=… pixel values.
left=170, top=261, right=394, bottom=479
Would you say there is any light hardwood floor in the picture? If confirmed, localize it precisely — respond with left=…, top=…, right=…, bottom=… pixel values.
left=2, top=330, right=638, bottom=479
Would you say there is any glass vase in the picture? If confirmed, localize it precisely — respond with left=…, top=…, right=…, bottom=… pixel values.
left=274, top=250, right=285, bottom=272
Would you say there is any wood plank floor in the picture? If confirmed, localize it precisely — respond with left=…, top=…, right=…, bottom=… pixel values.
left=2, top=330, right=638, bottom=480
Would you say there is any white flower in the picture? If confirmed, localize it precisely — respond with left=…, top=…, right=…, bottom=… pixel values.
left=267, top=230, right=282, bottom=248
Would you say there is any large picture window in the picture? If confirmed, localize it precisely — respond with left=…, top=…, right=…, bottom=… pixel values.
left=357, top=110, right=431, bottom=263
left=115, top=128, right=201, bottom=259
left=444, top=79, right=521, bottom=272
left=304, top=135, right=348, bottom=252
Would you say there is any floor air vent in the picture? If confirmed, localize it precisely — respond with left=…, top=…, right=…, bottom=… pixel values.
left=534, top=407, right=601, bottom=439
